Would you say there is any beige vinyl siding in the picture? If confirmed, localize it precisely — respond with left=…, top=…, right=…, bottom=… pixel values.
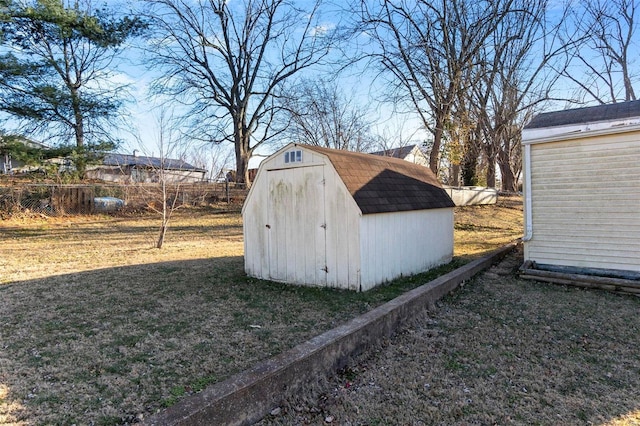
left=526, top=132, right=640, bottom=272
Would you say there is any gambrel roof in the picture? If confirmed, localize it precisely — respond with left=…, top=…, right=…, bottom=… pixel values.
left=303, top=145, right=454, bottom=214
left=525, top=100, right=640, bottom=129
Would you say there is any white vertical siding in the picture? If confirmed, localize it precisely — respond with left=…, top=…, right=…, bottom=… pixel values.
left=359, top=208, right=454, bottom=291
left=265, top=165, right=327, bottom=285
left=243, top=167, right=270, bottom=280
left=244, top=145, right=361, bottom=290
left=525, top=132, right=640, bottom=272
left=243, top=146, right=327, bottom=283
left=245, top=143, right=454, bottom=291
left=323, top=166, right=361, bottom=290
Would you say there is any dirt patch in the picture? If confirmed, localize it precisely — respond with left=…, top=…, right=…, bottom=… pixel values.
left=0, top=198, right=524, bottom=424
left=260, top=248, right=640, bottom=425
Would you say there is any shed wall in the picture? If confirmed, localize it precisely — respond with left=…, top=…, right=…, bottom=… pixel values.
left=323, top=162, right=361, bottom=290
left=243, top=147, right=361, bottom=290
left=359, top=208, right=454, bottom=291
left=525, top=132, right=640, bottom=272
left=243, top=165, right=270, bottom=280
left=265, top=166, right=327, bottom=286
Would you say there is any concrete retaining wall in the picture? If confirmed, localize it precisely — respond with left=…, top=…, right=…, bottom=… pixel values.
left=145, top=242, right=518, bottom=426
left=443, top=186, right=498, bottom=206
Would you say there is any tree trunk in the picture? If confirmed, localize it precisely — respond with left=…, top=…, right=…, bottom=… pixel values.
left=486, top=160, right=496, bottom=188
left=499, top=163, right=516, bottom=192
left=70, top=86, right=84, bottom=148
left=429, top=117, right=446, bottom=174
left=498, top=149, right=516, bottom=192
left=156, top=222, right=167, bottom=249
left=235, top=143, right=251, bottom=187
left=71, top=87, right=87, bottom=177
left=461, top=132, right=479, bottom=186
left=156, top=179, right=168, bottom=248
left=234, top=116, right=253, bottom=187
left=461, top=151, right=478, bottom=186
left=485, top=142, right=497, bottom=188
left=450, top=163, right=460, bottom=186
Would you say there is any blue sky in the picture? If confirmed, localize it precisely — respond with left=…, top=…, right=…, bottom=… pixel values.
left=2, top=0, right=638, bottom=176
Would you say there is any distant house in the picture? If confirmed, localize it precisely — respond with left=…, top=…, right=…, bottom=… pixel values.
left=85, top=153, right=206, bottom=183
left=1, top=137, right=50, bottom=174
left=243, top=143, right=455, bottom=291
left=521, top=100, right=640, bottom=277
left=370, top=144, right=429, bottom=167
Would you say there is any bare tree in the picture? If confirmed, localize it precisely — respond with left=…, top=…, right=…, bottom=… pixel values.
left=144, top=0, right=335, bottom=186
left=279, top=79, right=376, bottom=152
left=564, top=0, right=638, bottom=103
left=470, top=0, right=573, bottom=190
left=137, top=109, right=191, bottom=249
left=370, top=120, right=423, bottom=154
left=355, top=0, right=515, bottom=174
left=189, top=143, right=234, bottom=183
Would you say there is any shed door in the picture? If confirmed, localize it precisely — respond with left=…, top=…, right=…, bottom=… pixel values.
left=266, top=166, right=327, bottom=286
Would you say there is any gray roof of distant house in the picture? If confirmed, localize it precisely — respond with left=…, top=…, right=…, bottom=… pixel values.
left=370, top=144, right=419, bottom=159
left=303, top=145, right=454, bottom=215
left=525, top=100, right=640, bottom=129
left=103, top=154, right=205, bottom=172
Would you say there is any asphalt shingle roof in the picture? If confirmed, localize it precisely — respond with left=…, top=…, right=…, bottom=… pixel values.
left=303, top=145, right=454, bottom=214
left=102, top=154, right=204, bottom=172
left=525, top=100, right=640, bottom=129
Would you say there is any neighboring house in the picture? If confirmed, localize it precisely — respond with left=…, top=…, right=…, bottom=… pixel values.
left=0, top=137, right=50, bottom=174
left=370, top=144, right=429, bottom=167
left=243, top=143, right=455, bottom=291
left=85, top=153, right=206, bottom=183
left=370, top=144, right=497, bottom=206
left=521, top=100, right=640, bottom=277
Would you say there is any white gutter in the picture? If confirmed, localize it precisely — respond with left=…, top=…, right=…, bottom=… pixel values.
left=522, top=143, right=533, bottom=242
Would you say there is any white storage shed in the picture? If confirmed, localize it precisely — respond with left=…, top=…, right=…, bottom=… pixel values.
left=521, top=100, right=640, bottom=276
left=242, top=143, right=455, bottom=291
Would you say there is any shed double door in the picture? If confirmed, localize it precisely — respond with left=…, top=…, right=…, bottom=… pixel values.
left=266, top=166, right=327, bottom=286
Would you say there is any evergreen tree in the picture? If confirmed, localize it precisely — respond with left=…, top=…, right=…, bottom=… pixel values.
left=0, top=0, right=146, bottom=176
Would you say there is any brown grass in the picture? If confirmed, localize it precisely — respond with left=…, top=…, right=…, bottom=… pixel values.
left=261, top=249, right=640, bottom=426
left=0, top=198, right=522, bottom=425
left=453, top=195, right=523, bottom=258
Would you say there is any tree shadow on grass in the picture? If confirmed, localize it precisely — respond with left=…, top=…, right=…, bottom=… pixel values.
left=0, top=254, right=461, bottom=425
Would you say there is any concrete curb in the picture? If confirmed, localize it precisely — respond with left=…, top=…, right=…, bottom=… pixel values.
left=145, top=242, right=518, bottom=426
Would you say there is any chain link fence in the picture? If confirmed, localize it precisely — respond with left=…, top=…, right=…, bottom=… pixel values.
left=0, top=182, right=248, bottom=216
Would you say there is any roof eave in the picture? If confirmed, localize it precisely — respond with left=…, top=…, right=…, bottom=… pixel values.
left=522, top=119, right=640, bottom=145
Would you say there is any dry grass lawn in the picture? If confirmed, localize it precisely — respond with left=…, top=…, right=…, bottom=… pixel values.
left=262, top=250, right=640, bottom=425
left=0, top=197, right=524, bottom=425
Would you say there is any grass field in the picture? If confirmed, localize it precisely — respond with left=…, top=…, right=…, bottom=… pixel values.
left=0, top=197, right=524, bottom=424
